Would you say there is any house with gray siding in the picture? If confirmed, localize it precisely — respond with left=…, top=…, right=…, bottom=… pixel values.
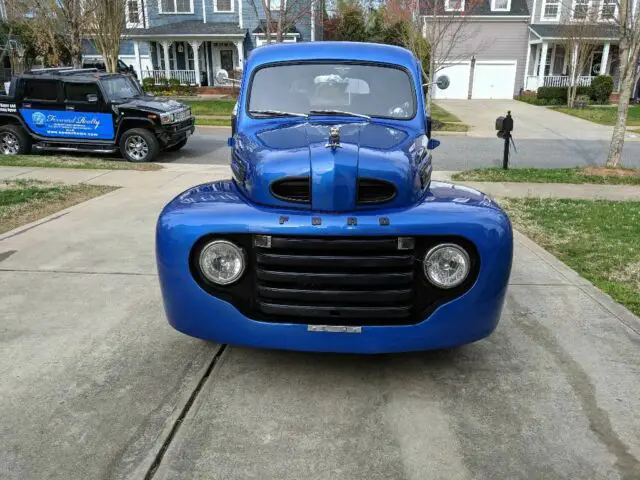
left=109, top=0, right=321, bottom=86
left=423, top=0, right=638, bottom=99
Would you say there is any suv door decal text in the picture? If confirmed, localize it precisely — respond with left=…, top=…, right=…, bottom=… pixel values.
left=19, top=108, right=115, bottom=140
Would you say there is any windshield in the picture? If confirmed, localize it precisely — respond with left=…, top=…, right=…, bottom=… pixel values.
left=101, top=76, right=140, bottom=101
left=248, top=63, right=416, bottom=120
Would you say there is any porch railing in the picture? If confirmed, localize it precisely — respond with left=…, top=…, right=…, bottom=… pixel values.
left=140, top=69, right=197, bottom=86
left=525, top=75, right=595, bottom=91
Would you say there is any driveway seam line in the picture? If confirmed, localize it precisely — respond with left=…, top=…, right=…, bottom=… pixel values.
left=0, top=268, right=155, bottom=276
left=144, top=344, right=229, bottom=480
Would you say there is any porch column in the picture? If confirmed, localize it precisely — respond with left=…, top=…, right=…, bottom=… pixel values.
left=189, top=40, right=202, bottom=86
left=537, top=42, right=548, bottom=84
left=600, top=42, right=611, bottom=75
left=133, top=40, right=142, bottom=78
left=235, top=41, right=244, bottom=70
left=155, top=42, right=162, bottom=70
left=161, top=40, right=171, bottom=79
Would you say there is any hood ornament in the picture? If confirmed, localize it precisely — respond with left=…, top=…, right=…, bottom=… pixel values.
left=326, top=126, right=341, bottom=150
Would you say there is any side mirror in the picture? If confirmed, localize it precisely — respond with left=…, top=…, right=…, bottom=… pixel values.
left=436, top=75, right=450, bottom=90
left=86, top=94, right=99, bottom=103
left=427, top=139, right=440, bottom=150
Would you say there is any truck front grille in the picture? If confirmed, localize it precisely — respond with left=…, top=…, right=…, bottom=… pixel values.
left=270, top=177, right=311, bottom=203
left=254, top=236, right=416, bottom=325
left=357, top=179, right=396, bottom=204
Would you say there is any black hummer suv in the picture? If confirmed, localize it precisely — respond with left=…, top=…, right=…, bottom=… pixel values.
left=0, top=68, right=195, bottom=162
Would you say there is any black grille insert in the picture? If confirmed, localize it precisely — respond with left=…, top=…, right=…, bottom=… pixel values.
left=357, top=178, right=396, bottom=204
left=270, top=177, right=311, bottom=203
left=255, top=236, right=415, bottom=325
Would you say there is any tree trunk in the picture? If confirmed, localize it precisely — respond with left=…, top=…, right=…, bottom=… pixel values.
left=426, top=51, right=435, bottom=111
left=606, top=52, right=635, bottom=166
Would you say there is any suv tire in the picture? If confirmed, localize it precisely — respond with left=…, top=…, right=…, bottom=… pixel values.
left=0, top=124, right=32, bottom=155
left=120, top=128, right=159, bottom=162
left=164, top=138, right=188, bottom=152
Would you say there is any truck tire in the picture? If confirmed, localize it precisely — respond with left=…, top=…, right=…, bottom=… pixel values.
left=164, top=138, right=188, bottom=152
left=119, top=128, right=159, bottom=163
left=0, top=124, right=32, bottom=155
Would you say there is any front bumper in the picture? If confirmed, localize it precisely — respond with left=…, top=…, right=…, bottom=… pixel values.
left=158, top=118, right=195, bottom=146
left=156, top=181, right=513, bottom=354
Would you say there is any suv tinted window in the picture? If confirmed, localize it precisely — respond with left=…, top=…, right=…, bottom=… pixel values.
left=24, top=80, right=58, bottom=101
left=65, top=83, right=100, bottom=102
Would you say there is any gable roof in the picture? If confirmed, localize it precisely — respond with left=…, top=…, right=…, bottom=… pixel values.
left=529, top=24, right=619, bottom=40
left=125, top=21, right=246, bottom=37
left=421, top=0, right=529, bottom=16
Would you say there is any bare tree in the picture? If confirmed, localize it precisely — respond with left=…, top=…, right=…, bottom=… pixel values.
left=247, top=0, right=315, bottom=45
left=386, top=0, right=484, bottom=109
left=4, top=0, right=94, bottom=68
left=87, top=0, right=127, bottom=73
left=606, top=0, right=640, bottom=166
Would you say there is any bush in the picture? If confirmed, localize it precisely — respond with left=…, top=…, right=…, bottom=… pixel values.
left=575, top=94, right=591, bottom=108
left=141, top=77, right=155, bottom=89
left=537, top=86, right=591, bottom=105
left=590, top=75, right=614, bottom=104
left=168, top=78, right=181, bottom=87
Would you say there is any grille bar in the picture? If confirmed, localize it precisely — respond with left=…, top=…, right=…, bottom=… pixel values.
left=256, top=252, right=413, bottom=268
left=258, top=302, right=413, bottom=319
left=256, top=270, right=413, bottom=286
left=258, top=286, right=414, bottom=304
left=269, top=237, right=399, bottom=252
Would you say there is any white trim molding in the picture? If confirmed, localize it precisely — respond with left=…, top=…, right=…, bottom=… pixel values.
left=213, top=0, right=235, bottom=13
left=158, top=0, right=194, bottom=14
left=444, top=0, right=465, bottom=12
left=540, top=0, right=560, bottom=21
left=491, top=0, right=511, bottom=12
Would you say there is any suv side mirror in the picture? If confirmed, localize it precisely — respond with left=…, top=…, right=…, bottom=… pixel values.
left=87, top=94, right=99, bottom=103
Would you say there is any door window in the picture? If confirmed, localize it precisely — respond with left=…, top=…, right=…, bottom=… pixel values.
left=65, top=83, right=101, bottom=103
left=24, top=80, right=58, bottom=101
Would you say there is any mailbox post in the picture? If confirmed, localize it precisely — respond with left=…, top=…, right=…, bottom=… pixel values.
left=495, top=111, right=514, bottom=170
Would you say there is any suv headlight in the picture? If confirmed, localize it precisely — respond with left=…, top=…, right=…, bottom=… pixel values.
left=198, top=240, right=246, bottom=285
left=423, top=243, right=470, bottom=289
left=160, top=112, right=175, bottom=124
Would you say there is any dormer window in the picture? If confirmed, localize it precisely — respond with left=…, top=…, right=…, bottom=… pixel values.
left=445, top=0, right=464, bottom=12
left=541, top=0, right=560, bottom=20
left=214, top=0, right=234, bottom=12
left=572, top=0, right=591, bottom=20
left=126, top=0, right=140, bottom=25
left=491, top=0, right=510, bottom=11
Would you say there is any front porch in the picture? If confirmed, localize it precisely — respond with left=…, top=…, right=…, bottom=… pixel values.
left=524, top=24, right=619, bottom=92
left=126, top=21, right=246, bottom=87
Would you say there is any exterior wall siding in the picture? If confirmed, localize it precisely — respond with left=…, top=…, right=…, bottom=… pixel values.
left=435, top=20, right=530, bottom=95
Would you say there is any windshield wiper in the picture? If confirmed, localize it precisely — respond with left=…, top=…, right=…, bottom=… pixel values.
left=250, top=109, right=308, bottom=118
left=309, top=109, right=371, bottom=120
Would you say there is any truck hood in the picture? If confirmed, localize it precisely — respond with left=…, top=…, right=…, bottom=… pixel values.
left=233, top=121, right=429, bottom=212
left=118, top=97, right=187, bottom=114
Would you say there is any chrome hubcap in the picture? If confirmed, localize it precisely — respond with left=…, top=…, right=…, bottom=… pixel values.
left=125, top=135, right=149, bottom=161
left=0, top=132, right=20, bottom=155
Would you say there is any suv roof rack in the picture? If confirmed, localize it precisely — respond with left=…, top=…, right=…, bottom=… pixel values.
left=27, top=67, right=100, bottom=76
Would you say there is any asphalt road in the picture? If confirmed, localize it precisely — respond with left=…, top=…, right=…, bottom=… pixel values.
left=165, top=128, right=640, bottom=169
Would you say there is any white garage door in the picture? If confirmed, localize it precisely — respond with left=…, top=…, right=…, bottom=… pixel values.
left=471, top=61, right=517, bottom=99
left=432, top=63, right=470, bottom=100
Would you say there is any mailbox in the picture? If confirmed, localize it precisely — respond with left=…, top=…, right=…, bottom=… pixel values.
left=496, top=111, right=513, bottom=139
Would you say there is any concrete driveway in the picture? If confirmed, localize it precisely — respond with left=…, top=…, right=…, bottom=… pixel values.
left=1, top=171, right=640, bottom=479
left=436, top=99, right=639, bottom=140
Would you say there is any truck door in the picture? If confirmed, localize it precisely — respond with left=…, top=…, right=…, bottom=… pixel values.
left=19, top=78, right=66, bottom=137
left=61, top=81, right=115, bottom=141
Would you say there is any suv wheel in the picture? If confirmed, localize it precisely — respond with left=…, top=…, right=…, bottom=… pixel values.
left=120, top=128, right=159, bottom=162
left=0, top=125, right=32, bottom=155
left=164, top=138, right=188, bottom=152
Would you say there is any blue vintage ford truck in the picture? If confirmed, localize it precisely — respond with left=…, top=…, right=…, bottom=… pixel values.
left=156, top=42, right=513, bottom=354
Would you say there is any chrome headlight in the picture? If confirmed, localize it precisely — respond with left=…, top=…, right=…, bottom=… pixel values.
left=160, top=112, right=175, bottom=124
left=198, top=240, right=246, bottom=285
left=423, top=243, right=471, bottom=289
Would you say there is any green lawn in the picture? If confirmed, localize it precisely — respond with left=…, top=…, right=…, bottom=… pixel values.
left=502, top=198, right=640, bottom=316
left=0, top=179, right=116, bottom=234
left=195, top=117, right=232, bottom=126
left=431, top=104, right=462, bottom=123
left=452, top=167, right=640, bottom=185
left=182, top=99, right=236, bottom=116
left=0, top=155, right=162, bottom=170
left=554, top=105, right=640, bottom=126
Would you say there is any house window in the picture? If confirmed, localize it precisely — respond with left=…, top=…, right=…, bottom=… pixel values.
left=269, top=0, right=283, bottom=10
left=445, top=0, right=464, bottom=11
left=159, top=0, right=192, bottom=13
left=127, top=0, right=140, bottom=24
left=600, top=0, right=616, bottom=19
left=541, top=0, right=560, bottom=19
left=572, top=0, right=590, bottom=20
left=214, top=0, right=233, bottom=11
left=491, top=0, right=510, bottom=11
